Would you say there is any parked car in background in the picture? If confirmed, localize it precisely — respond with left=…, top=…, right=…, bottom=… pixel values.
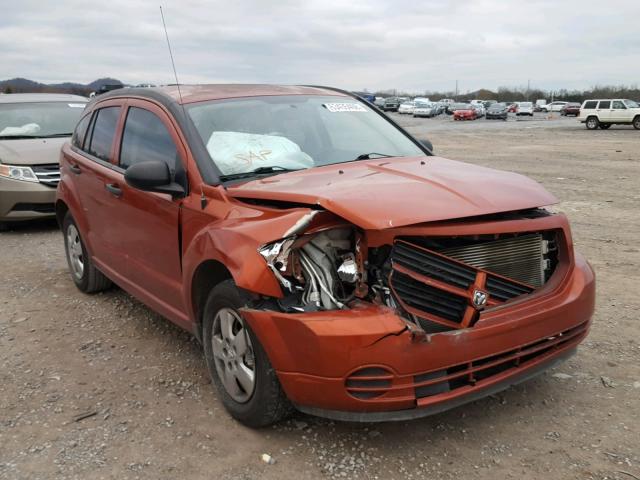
left=578, top=99, right=640, bottom=130
left=472, top=103, right=485, bottom=118
left=560, top=103, right=581, bottom=116
left=353, top=92, right=375, bottom=103
left=541, top=101, right=568, bottom=112
left=516, top=102, right=534, bottom=116
left=482, top=100, right=497, bottom=109
left=446, top=102, right=468, bottom=115
left=56, top=84, right=594, bottom=427
left=507, top=103, right=518, bottom=113
left=0, top=93, right=87, bottom=230
left=383, top=97, right=400, bottom=111
left=413, top=102, right=438, bottom=118
left=374, top=97, right=386, bottom=108
left=398, top=101, right=416, bottom=114
left=453, top=104, right=477, bottom=120
left=486, top=102, right=508, bottom=120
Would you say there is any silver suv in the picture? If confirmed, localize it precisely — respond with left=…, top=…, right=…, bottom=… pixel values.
left=578, top=99, right=640, bottom=130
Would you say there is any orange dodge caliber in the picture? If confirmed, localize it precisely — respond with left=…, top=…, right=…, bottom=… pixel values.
left=56, top=85, right=595, bottom=427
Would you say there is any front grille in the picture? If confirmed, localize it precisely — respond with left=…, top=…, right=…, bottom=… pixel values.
left=390, top=233, right=557, bottom=331
left=392, top=271, right=468, bottom=324
left=31, top=164, right=60, bottom=187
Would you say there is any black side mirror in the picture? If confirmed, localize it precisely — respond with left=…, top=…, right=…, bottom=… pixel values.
left=419, top=139, right=434, bottom=154
left=124, top=160, right=185, bottom=197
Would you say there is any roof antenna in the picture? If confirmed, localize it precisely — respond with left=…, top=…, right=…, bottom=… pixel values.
left=159, top=6, right=207, bottom=208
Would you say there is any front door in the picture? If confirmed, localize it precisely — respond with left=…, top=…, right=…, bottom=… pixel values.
left=108, top=100, right=189, bottom=324
left=610, top=100, right=628, bottom=123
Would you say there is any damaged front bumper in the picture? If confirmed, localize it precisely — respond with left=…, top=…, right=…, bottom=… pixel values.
left=241, top=252, right=595, bottom=421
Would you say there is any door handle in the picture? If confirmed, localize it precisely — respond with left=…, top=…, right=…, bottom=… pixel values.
left=69, top=164, right=81, bottom=174
left=105, top=183, right=123, bottom=197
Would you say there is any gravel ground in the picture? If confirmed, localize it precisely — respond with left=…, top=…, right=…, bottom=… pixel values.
left=1, top=113, right=638, bottom=480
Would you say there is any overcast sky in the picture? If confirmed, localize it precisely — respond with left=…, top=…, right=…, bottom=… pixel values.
left=1, top=0, right=639, bottom=93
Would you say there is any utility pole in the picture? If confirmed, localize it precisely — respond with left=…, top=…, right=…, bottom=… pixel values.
left=455, top=80, right=458, bottom=100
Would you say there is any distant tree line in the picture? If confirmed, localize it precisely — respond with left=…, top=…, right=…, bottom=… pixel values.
left=373, top=85, right=640, bottom=102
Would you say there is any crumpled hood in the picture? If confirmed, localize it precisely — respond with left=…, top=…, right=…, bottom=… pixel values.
left=0, top=137, right=68, bottom=166
left=226, top=156, right=558, bottom=230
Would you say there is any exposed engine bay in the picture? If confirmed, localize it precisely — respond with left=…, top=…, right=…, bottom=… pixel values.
left=259, top=216, right=559, bottom=333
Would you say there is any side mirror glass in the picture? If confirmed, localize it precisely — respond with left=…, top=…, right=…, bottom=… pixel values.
left=124, top=160, right=185, bottom=197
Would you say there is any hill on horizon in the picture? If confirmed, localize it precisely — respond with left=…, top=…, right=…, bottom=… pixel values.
left=0, top=77, right=124, bottom=95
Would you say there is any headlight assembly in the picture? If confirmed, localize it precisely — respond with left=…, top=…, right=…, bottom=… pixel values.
left=0, top=164, right=39, bottom=183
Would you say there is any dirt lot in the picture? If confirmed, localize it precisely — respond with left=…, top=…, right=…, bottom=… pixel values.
left=1, top=114, right=638, bottom=480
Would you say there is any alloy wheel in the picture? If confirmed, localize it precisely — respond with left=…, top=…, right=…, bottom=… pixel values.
left=211, top=308, right=256, bottom=403
left=66, top=224, right=84, bottom=279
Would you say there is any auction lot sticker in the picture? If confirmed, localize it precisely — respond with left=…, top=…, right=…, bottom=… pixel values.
left=323, top=103, right=367, bottom=113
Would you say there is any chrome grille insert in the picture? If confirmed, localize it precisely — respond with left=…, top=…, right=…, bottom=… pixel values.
left=31, top=164, right=60, bottom=187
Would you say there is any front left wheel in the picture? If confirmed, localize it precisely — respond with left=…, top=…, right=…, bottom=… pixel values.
left=202, top=280, right=293, bottom=427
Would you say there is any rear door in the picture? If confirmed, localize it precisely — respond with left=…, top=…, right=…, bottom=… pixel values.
left=64, top=101, right=128, bottom=276
left=109, top=99, right=188, bottom=321
left=596, top=100, right=612, bottom=121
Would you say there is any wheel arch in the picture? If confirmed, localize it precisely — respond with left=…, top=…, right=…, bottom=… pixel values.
left=55, top=199, right=69, bottom=229
left=191, top=259, right=233, bottom=343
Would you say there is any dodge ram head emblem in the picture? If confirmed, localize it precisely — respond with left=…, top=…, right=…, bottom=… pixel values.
left=472, top=289, right=488, bottom=309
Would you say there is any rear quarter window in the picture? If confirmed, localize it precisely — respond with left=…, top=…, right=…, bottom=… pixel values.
left=583, top=101, right=597, bottom=109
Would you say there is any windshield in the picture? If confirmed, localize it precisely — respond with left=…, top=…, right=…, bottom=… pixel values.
left=452, top=103, right=470, bottom=110
left=520, top=102, right=532, bottom=107
left=490, top=103, right=506, bottom=109
left=0, top=101, right=86, bottom=138
left=624, top=99, right=639, bottom=108
left=187, top=95, right=425, bottom=178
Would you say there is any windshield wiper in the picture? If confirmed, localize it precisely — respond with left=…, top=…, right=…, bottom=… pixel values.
left=219, top=166, right=302, bottom=182
left=0, top=133, right=72, bottom=139
left=352, top=152, right=395, bottom=161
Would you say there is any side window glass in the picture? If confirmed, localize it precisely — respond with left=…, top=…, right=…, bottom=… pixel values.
left=583, top=101, right=597, bottom=109
left=598, top=101, right=611, bottom=109
left=87, top=107, right=120, bottom=161
left=71, top=113, right=91, bottom=149
left=612, top=101, right=625, bottom=109
left=119, top=107, right=178, bottom=171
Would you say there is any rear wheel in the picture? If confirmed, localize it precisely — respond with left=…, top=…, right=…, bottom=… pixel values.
left=599, top=123, right=611, bottom=130
left=63, top=213, right=112, bottom=293
left=586, top=116, right=599, bottom=130
left=633, top=116, right=640, bottom=130
left=202, top=280, right=293, bottom=427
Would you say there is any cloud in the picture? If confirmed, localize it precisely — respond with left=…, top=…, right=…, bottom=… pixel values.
left=1, top=0, right=638, bottom=92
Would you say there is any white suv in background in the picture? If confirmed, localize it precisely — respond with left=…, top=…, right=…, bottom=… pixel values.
left=541, top=101, right=568, bottom=112
left=578, top=99, right=640, bottom=130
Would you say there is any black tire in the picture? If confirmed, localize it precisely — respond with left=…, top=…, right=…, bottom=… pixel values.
left=63, top=212, right=112, bottom=293
left=599, top=123, right=611, bottom=130
left=202, top=280, right=293, bottom=427
left=633, top=116, right=640, bottom=130
left=585, top=116, right=599, bottom=130
left=0, top=222, right=9, bottom=232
